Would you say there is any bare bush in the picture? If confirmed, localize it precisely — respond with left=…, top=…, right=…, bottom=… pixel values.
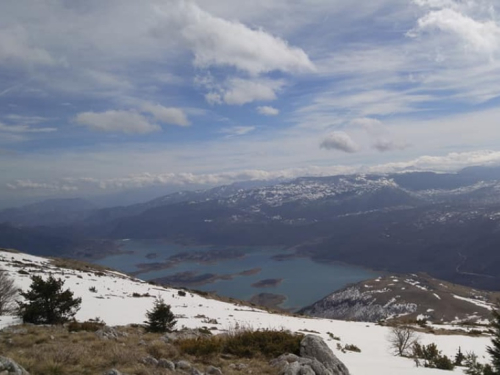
left=0, top=268, right=17, bottom=315
left=388, top=325, right=419, bottom=357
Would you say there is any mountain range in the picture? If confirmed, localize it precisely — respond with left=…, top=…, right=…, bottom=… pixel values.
left=2, top=166, right=500, bottom=290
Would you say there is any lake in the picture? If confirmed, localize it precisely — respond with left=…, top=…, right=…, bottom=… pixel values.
left=94, top=239, right=380, bottom=311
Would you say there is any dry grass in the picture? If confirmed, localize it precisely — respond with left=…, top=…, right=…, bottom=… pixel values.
left=48, top=257, right=111, bottom=275
left=0, top=325, right=281, bottom=375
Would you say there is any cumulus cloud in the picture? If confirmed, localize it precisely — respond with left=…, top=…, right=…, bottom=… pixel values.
left=175, top=2, right=315, bottom=76
left=142, top=103, right=190, bottom=126
left=410, top=1, right=500, bottom=54
left=75, top=110, right=160, bottom=134
left=257, top=106, right=279, bottom=116
left=320, top=132, right=360, bottom=153
left=206, top=78, right=284, bottom=105
left=219, top=126, right=256, bottom=137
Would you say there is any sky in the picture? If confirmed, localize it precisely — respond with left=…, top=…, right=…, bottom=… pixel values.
left=2, top=0, right=500, bottom=206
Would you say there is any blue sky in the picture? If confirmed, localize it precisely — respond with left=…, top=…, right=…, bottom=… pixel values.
left=2, top=0, right=500, bottom=206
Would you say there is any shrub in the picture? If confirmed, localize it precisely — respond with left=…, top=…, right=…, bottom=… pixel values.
left=17, top=275, right=81, bottom=325
left=178, top=290, right=186, bottom=297
left=0, top=268, right=17, bottom=315
left=68, top=318, right=105, bottom=332
left=388, top=325, right=419, bottom=356
left=144, top=297, right=176, bottom=333
left=343, top=344, right=361, bottom=353
left=224, top=330, right=302, bottom=359
left=412, top=342, right=454, bottom=370
left=178, top=329, right=302, bottom=359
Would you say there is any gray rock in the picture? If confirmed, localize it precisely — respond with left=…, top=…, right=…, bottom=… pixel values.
left=162, top=328, right=211, bottom=342
left=206, top=365, right=223, bottom=375
left=0, top=356, right=29, bottom=375
left=157, top=359, right=175, bottom=370
left=176, top=360, right=191, bottom=370
left=96, top=326, right=120, bottom=340
left=142, top=356, right=159, bottom=366
left=103, top=370, right=123, bottom=375
left=270, top=353, right=300, bottom=367
left=300, top=335, right=350, bottom=375
left=190, top=368, right=203, bottom=375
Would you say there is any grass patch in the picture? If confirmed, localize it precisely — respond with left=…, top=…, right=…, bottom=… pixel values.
left=178, top=329, right=303, bottom=360
left=0, top=324, right=281, bottom=375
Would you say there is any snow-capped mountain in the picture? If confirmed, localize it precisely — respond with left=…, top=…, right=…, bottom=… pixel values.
left=3, top=167, right=500, bottom=291
left=0, top=249, right=493, bottom=375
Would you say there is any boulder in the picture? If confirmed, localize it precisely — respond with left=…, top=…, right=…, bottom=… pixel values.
left=96, top=326, right=120, bottom=340
left=300, top=335, right=350, bottom=375
left=141, top=356, right=158, bottom=366
left=0, top=357, right=29, bottom=375
left=176, top=360, right=192, bottom=371
left=206, top=365, right=223, bottom=375
left=271, top=335, right=350, bottom=375
left=157, top=359, right=175, bottom=370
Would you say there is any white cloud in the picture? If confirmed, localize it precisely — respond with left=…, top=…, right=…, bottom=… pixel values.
left=174, top=2, right=315, bottom=76
left=320, top=132, right=360, bottom=153
left=75, top=110, right=160, bottom=134
left=410, top=8, right=500, bottom=54
left=220, top=126, right=256, bottom=137
left=6, top=180, right=77, bottom=192
left=257, top=106, right=280, bottom=116
left=142, top=103, right=190, bottom=127
left=0, top=26, right=55, bottom=66
left=206, top=78, right=285, bottom=106
left=4, top=115, right=50, bottom=125
left=10, top=150, right=500, bottom=194
left=0, top=122, right=56, bottom=133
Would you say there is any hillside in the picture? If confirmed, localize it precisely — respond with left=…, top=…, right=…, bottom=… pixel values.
left=301, top=274, right=500, bottom=324
left=0, top=249, right=495, bottom=375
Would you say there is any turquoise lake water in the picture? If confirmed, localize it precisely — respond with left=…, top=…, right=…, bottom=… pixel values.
left=95, top=240, right=380, bottom=310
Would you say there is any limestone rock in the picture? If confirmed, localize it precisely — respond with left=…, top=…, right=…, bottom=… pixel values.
left=206, top=365, right=223, bottom=375
left=0, top=357, right=29, bottom=375
left=176, top=360, right=191, bottom=371
left=300, top=335, right=350, bottom=375
left=157, top=359, right=175, bottom=370
left=142, top=356, right=159, bottom=366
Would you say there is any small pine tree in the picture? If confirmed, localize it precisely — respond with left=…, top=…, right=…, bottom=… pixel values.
left=17, top=275, right=81, bottom=324
left=488, top=307, right=500, bottom=375
left=144, top=297, right=176, bottom=333
left=455, top=347, right=465, bottom=366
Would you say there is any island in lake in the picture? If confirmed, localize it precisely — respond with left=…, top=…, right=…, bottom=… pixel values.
left=251, top=278, right=283, bottom=288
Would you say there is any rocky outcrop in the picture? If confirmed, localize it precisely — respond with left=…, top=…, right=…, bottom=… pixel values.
left=0, top=356, right=30, bottom=375
left=271, top=335, right=350, bottom=375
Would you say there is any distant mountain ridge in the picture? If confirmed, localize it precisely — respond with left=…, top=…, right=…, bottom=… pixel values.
left=3, top=166, right=500, bottom=290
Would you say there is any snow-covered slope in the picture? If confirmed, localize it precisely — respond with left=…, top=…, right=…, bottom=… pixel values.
left=301, top=274, right=500, bottom=324
left=0, top=250, right=493, bottom=375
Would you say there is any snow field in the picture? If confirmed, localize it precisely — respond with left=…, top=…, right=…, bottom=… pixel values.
left=0, top=251, right=492, bottom=374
